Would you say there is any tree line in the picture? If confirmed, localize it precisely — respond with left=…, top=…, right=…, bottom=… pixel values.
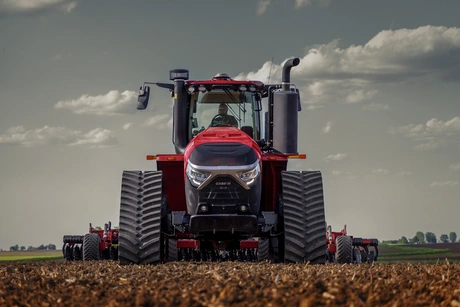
left=8, top=244, right=57, bottom=251
left=382, top=231, right=457, bottom=244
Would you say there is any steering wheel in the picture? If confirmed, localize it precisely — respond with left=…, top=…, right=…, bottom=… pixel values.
left=210, top=115, right=232, bottom=127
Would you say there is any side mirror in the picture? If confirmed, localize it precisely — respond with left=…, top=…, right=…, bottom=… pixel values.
left=192, top=118, right=198, bottom=128
left=137, top=86, right=150, bottom=110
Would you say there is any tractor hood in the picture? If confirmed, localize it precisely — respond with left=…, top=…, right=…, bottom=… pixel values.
left=184, top=127, right=262, bottom=166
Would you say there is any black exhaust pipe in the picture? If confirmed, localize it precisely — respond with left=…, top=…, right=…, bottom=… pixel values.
left=170, top=69, right=190, bottom=154
left=282, top=58, right=300, bottom=91
left=273, top=58, right=301, bottom=154
left=173, top=79, right=188, bottom=154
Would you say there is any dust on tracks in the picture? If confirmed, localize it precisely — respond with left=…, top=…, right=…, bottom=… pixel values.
left=1, top=261, right=460, bottom=306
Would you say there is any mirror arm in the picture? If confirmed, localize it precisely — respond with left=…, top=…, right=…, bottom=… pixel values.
left=141, top=82, right=174, bottom=90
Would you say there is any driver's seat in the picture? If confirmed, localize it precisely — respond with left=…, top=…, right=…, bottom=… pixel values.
left=241, top=126, right=253, bottom=138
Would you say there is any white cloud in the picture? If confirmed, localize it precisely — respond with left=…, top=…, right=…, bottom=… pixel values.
left=331, top=170, right=357, bottom=180
left=324, top=153, right=347, bottom=162
left=0, top=0, right=77, bottom=16
left=256, top=0, right=270, bottom=15
left=372, top=169, right=390, bottom=175
left=389, top=117, right=460, bottom=151
left=345, top=89, right=378, bottom=103
left=397, top=171, right=412, bottom=177
left=122, top=123, right=132, bottom=131
left=237, top=26, right=460, bottom=109
left=0, top=125, right=118, bottom=148
left=322, top=121, right=333, bottom=134
left=295, top=0, right=331, bottom=8
left=413, top=140, right=442, bottom=151
left=69, top=128, right=118, bottom=148
left=430, top=181, right=458, bottom=188
left=55, top=90, right=137, bottom=116
left=144, top=114, right=173, bottom=130
left=362, top=102, right=390, bottom=111
left=449, top=163, right=460, bottom=172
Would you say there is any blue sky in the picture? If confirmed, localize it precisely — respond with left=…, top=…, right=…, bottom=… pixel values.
left=1, top=0, right=460, bottom=249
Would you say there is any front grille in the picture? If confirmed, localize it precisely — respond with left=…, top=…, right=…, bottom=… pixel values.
left=199, top=177, right=248, bottom=214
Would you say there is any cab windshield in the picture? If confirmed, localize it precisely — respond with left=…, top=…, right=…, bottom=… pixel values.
left=189, top=89, right=260, bottom=139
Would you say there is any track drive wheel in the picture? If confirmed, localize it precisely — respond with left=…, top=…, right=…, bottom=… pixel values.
left=257, top=238, right=269, bottom=262
left=83, top=233, right=100, bottom=261
left=282, top=171, right=327, bottom=264
left=335, top=235, right=353, bottom=263
left=119, top=171, right=163, bottom=265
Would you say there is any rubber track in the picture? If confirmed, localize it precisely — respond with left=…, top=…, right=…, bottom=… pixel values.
left=282, top=171, right=327, bottom=264
left=336, top=235, right=353, bottom=263
left=83, top=233, right=100, bottom=261
left=119, top=171, right=162, bottom=264
left=257, top=238, right=269, bottom=262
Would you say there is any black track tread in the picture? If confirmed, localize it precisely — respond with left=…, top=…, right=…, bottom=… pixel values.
left=257, top=238, right=269, bottom=262
left=119, top=171, right=163, bottom=265
left=336, top=235, right=353, bottom=263
left=83, top=233, right=100, bottom=261
left=167, top=239, right=178, bottom=262
left=282, top=171, right=327, bottom=264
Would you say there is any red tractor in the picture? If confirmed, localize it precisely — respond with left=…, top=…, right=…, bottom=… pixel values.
left=62, top=221, right=119, bottom=261
left=118, top=58, right=328, bottom=264
left=326, top=224, right=379, bottom=264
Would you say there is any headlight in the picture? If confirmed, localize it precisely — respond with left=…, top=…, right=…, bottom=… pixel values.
left=186, top=163, right=209, bottom=187
left=239, top=164, right=260, bottom=185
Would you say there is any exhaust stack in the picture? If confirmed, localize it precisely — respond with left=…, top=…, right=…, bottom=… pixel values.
left=171, top=69, right=189, bottom=154
left=273, top=58, right=300, bottom=154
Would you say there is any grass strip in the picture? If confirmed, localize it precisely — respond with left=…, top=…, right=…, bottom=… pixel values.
left=0, top=256, right=63, bottom=262
left=379, top=248, right=450, bottom=258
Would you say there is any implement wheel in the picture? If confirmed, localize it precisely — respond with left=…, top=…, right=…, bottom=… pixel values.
left=119, top=171, right=163, bottom=265
left=282, top=171, right=327, bottom=264
left=336, top=235, right=353, bottom=263
left=83, top=233, right=100, bottom=261
left=167, top=239, right=178, bottom=262
left=257, top=238, right=269, bottom=262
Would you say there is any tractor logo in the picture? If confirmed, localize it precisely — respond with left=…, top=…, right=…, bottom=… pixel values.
left=215, top=182, right=231, bottom=186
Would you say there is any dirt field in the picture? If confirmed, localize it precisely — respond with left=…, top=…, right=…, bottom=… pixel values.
left=1, top=261, right=460, bottom=306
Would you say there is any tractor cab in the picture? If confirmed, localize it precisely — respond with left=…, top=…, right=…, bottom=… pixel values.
left=186, top=74, right=263, bottom=141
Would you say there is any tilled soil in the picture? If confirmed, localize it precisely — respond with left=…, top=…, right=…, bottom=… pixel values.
left=1, top=261, right=460, bottom=307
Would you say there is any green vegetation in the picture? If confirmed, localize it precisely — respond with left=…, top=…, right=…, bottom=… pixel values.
left=379, top=244, right=450, bottom=256
left=0, top=250, right=62, bottom=262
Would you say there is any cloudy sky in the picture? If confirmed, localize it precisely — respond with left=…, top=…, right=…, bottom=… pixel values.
left=1, top=0, right=460, bottom=249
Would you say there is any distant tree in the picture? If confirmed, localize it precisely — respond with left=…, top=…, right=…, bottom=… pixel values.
left=440, top=234, right=449, bottom=243
left=411, top=236, right=420, bottom=244
left=9, top=245, right=19, bottom=251
left=425, top=232, right=437, bottom=243
left=398, top=236, right=409, bottom=244
left=47, top=244, right=56, bottom=250
left=416, top=231, right=425, bottom=243
left=27, top=246, right=34, bottom=251
left=450, top=232, right=457, bottom=243
left=37, top=244, right=45, bottom=250
left=95, top=226, right=102, bottom=230
left=20, top=246, right=26, bottom=251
